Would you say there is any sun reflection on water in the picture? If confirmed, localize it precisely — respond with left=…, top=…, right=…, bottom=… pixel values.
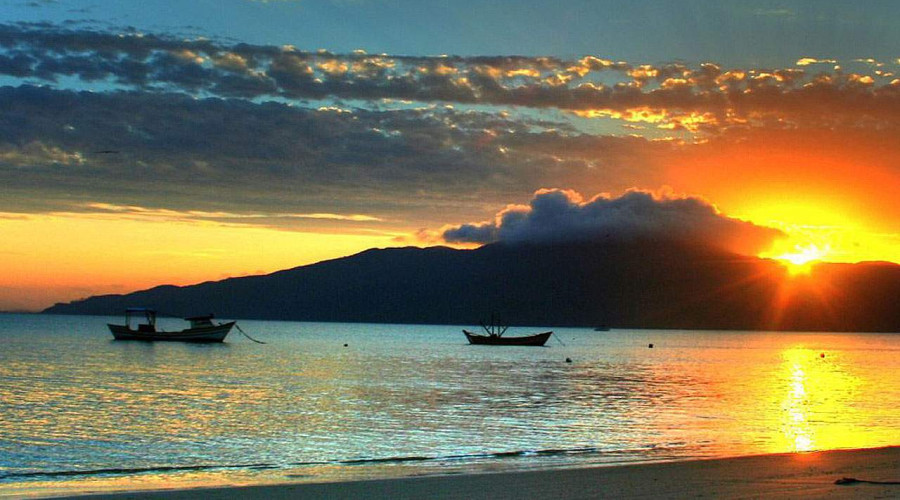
left=784, top=355, right=813, bottom=451
left=776, top=347, right=861, bottom=453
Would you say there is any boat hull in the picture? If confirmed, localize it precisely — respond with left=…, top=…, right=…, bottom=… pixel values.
left=108, top=322, right=235, bottom=342
left=463, top=330, right=552, bottom=346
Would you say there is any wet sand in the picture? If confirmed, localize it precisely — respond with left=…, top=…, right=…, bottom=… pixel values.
left=55, top=446, right=900, bottom=499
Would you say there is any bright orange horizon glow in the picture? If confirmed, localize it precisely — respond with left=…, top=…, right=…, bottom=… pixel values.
left=746, top=202, right=899, bottom=267
left=0, top=213, right=399, bottom=311
left=666, top=135, right=900, bottom=268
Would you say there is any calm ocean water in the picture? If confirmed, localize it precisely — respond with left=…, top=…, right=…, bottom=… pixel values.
left=1, top=313, right=899, bottom=497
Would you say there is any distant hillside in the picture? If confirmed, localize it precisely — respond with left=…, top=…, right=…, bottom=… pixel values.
left=44, top=241, right=900, bottom=332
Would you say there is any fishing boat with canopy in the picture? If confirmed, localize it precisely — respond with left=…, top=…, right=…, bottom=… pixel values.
left=108, top=308, right=235, bottom=342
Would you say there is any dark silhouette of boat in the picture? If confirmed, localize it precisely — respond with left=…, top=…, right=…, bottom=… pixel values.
left=108, top=308, right=235, bottom=342
left=463, top=329, right=553, bottom=346
left=463, top=317, right=552, bottom=346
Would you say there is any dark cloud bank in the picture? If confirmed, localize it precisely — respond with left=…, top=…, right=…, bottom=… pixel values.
left=442, top=189, right=782, bottom=256
left=0, top=84, right=669, bottom=225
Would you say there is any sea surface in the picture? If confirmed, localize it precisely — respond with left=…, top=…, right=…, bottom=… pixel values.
left=1, top=313, right=899, bottom=497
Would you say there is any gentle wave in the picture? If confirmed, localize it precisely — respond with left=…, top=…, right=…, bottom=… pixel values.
left=0, top=445, right=682, bottom=481
left=339, top=445, right=612, bottom=465
left=0, top=463, right=280, bottom=480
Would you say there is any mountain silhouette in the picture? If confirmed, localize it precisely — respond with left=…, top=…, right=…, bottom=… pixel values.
left=44, top=241, right=900, bottom=332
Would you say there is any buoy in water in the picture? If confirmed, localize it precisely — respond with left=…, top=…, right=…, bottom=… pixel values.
left=820, top=353, right=825, bottom=358
left=343, top=343, right=348, bottom=347
left=565, top=357, right=572, bottom=363
left=649, top=343, right=654, bottom=348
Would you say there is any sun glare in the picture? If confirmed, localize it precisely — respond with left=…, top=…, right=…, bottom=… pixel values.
left=775, top=244, right=829, bottom=275
left=739, top=200, right=899, bottom=267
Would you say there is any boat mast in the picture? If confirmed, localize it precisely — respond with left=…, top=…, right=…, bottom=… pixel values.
left=480, top=313, right=509, bottom=337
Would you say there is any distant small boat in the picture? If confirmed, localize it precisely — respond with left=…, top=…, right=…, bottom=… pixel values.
left=463, top=317, right=552, bottom=346
left=108, top=308, right=235, bottom=342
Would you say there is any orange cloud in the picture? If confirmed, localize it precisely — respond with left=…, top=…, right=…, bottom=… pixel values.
left=796, top=57, right=837, bottom=66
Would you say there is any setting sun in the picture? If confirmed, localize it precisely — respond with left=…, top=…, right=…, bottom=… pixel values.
left=725, top=196, right=900, bottom=269
left=773, top=244, right=829, bottom=275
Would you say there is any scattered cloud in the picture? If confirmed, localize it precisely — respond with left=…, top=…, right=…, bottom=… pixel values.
left=0, top=141, right=84, bottom=166
left=73, top=203, right=383, bottom=224
left=796, top=57, right=837, bottom=66
left=3, top=23, right=900, bottom=136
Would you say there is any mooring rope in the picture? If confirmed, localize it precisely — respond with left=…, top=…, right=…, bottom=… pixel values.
left=234, top=323, right=266, bottom=344
left=553, top=333, right=566, bottom=346
left=835, top=477, right=900, bottom=485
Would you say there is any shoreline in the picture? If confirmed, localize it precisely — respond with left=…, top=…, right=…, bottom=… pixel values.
left=50, top=446, right=900, bottom=499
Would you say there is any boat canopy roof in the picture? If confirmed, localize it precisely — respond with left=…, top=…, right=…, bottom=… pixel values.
left=123, top=307, right=156, bottom=328
left=185, top=314, right=214, bottom=321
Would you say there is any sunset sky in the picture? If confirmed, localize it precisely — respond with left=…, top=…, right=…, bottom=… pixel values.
left=2, top=0, right=900, bottom=311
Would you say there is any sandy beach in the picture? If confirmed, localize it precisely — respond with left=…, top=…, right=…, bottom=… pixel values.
left=51, top=446, right=900, bottom=499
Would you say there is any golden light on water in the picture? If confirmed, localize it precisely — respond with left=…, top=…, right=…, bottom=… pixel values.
left=783, top=351, right=815, bottom=452
left=775, top=347, right=862, bottom=453
left=641, top=337, right=900, bottom=458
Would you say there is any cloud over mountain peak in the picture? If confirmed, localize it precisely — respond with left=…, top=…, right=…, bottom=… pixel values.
left=442, top=188, right=783, bottom=256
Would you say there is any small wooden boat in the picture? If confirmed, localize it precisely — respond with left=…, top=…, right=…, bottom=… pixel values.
left=463, top=329, right=553, bottom=346
left=108, top=308, right=235, bottom=342
left=463, top=317, right=552, bottom=346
